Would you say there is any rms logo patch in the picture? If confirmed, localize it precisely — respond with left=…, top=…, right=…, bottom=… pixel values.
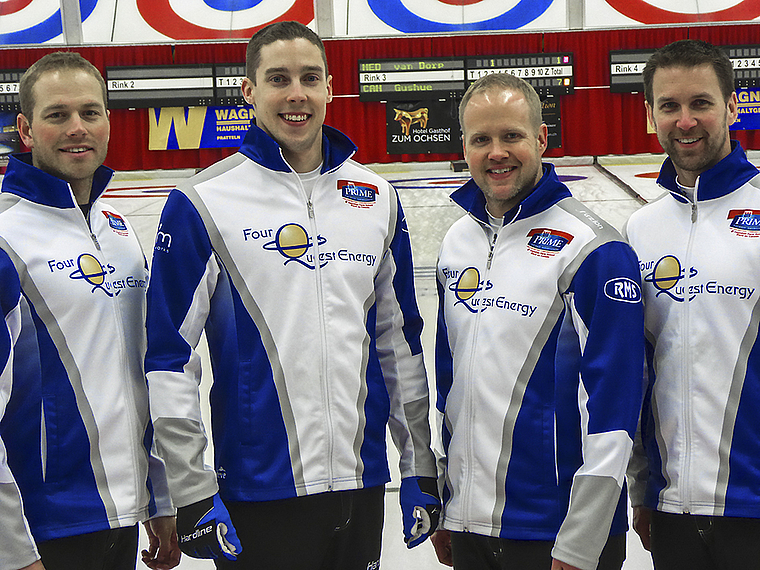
left=604, top=277, right=642, bottom=303
left=728, top=209, right=760, bottom=237
left=340, top=180, right=378, bottom=209
left=526, top=228, right=574, bottom=257
left=102, top=211, right=128, bottom=236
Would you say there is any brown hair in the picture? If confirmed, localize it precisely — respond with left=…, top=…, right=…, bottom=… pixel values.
left=246, top=21, right=327, bottom=83
left=19, top=51, right=107, bottom=122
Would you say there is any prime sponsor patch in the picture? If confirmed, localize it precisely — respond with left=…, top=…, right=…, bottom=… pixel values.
left=102, top=210, right=129, bottom=236
left=526, top=228, right=574, bottom=257
left=728, top=209, right=760, bottom=237
left=340, top=180, right=378, bottom=209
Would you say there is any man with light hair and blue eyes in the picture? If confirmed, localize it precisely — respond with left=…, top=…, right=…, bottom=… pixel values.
left=626, top=39, right=760, bottom=569
left=0, top=51, right=178, bottom=570
left=144, top=20, right=440, bottom=569
left=432, top=72, right=645, bottom=570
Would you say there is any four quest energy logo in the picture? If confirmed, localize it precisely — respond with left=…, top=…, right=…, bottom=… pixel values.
left=445, top=266, right=536, bottom=317
left=257, top=222, right=378, bottom=270
left=643, top=254, right=755, bottom=302
left=47, top=253, right=146, bottom=297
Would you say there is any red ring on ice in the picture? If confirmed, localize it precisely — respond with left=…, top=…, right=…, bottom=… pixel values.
left=436, top=0, right=485, bottom=5
left=0, top=0, right=34, bottom=16
left=136, top=0, right=314, bottom=40
left=605, top=0, right=760, bottom=24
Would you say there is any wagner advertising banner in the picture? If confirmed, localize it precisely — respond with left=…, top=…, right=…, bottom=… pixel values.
left=386, top=100, right=461, bottom=155
left=149, top=105, right=252, bottom=150
left=733, top=87, right=760, bottom=131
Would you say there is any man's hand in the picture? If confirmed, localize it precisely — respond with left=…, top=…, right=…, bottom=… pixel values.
left=175, top=494, right=242, bottom=560
left=431, top=529, right=453, bottom=566
left=19, top=561, right=45, bottom=570
left=400, top=476, right=441, bottom=548
left=141, top=516, right=181, bottom=569
left=633, top=506, right=652, bottom=551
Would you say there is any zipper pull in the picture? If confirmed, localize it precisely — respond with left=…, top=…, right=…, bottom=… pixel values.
left=691, top=202, right=697, bottom=224
left=91, top=233, right=101, bottom=250
left=486, top=232, right=497, bottom=269
left=307, top=200, right=315, bottom=219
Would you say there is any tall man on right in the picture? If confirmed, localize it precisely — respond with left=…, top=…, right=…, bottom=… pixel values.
left=626, top=39, right=760, bottom=569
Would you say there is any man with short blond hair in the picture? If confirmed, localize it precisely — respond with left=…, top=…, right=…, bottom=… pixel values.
left=432, top=73, right=644, bottom=570
left=0, top=51, right=178, bottom=570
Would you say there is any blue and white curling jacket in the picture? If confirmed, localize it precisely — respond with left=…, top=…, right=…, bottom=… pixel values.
left=0, top=154, right=172, bottom=570
left=626, top=142, right=760, bottom=518
left=145, top=124, right=436, bottom=508
left=436, top=165, right=644, bottom=570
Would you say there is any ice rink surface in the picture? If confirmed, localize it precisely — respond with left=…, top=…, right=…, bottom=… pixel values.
left=22, top=150, right=760, bottom=569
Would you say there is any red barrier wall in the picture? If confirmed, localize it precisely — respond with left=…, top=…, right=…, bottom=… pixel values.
left=2, top=23, right=759, bottom=171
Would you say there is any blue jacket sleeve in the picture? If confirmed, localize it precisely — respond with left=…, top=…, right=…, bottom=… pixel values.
left=375, top=192, right=436, bottom=479
left=552, top=239, right=645, bottom=570
left=145, top=189, right=221, bottom=507
left=0, top=249, right=41, bottom=570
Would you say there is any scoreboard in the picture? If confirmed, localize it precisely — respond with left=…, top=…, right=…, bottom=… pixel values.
left=106, top=65, right=216, bottom=109
left=359, top=58, right=465, bottom=101
left=466, top=54, right=574, bottom=96
left=0, top=70, right=23, bottom=112
left=610, top=45, right=760, bottom=93
left=359, top=53, right=574, bottom=101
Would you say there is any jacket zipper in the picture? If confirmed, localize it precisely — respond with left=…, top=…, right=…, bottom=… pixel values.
left=462, top=225, right=499, bottom=529
left=680, top=190, right=699, bottom=514
left=306, top=192, right=335, bottom=490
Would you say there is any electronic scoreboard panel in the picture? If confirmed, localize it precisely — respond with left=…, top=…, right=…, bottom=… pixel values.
left=106, top=65, right=215, bottom=109
left=466, top=54, right=574, bottom=96
left=608, top=50, right=652, bottom=93
left=359, top=54, right=573, bottom=101
left=729, top=46, right=760, bottom=89
left=0, top=70, right=23, bottom=112
left=359, top=58, right=466, bottom=102
left=214, top=64, right=246, bottom=106
left=610, top=45, right=760, bottom=93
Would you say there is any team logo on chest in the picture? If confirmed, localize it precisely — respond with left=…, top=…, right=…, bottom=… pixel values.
left=102, top=210, right=129, bottom=236
left=727, top=209, right=760, bottom=237
left=526, top=228, right=574, bottom=257
left=339, top=180, right=378, bottom=209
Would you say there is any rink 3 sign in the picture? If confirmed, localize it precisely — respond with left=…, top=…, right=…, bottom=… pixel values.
left=386, top=100, right=461, bottom=155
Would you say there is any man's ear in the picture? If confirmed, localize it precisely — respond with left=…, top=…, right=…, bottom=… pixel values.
left=16, top=112, right=34, bottom=149
left=241, top=77, right=255, bottom=106
left=727, top=92, right=738, bottom=127
left=645, top=101, right=656, bottom=132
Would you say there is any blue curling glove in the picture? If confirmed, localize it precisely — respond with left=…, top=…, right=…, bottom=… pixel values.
left=400, top=476, right=441, bottom=548
left=176, top=493, right=242, bottom=560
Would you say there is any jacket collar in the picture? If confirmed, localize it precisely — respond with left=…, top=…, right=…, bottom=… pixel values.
left=657, top=141, right=759, bottom=203
left=238, top=123, right=357, bottom=174
left=451, top=163, right=571, bottom=225
left=2, top=152, right=114, bottom=209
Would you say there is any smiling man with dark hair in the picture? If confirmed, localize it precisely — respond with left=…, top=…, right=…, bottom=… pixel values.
left=145, top=21, right=439, bottom=570
left=627, top=39, right=760, bottom=570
